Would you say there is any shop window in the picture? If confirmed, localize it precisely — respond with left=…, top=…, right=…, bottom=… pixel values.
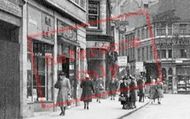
left=168, top=49, right=172, bottom=58
left=88, top=0, right=100, bottom=29
left=180, top=49, right=187, bottom=58
left=32, top=42, right=53, bottom=102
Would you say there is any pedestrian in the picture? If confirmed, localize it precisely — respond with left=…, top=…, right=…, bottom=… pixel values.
left=80, top=74, right=95, bottom=110
left=94, top=76, right=104, bottom=103
left=119, top=76, right=130, bottom=109
left=155, top=78, right=164, bottom=104
left=137, top=76, right=145, bottom=102
left=109, top=77, right=119, bottom=100
left=54, top=72, right=71, bottom=116
left=149, top=79, right=157, bottom=103
left=129, top=75, right=137, bottom=109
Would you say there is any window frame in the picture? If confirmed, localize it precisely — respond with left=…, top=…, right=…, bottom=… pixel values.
left=88, top=0, right=100, bottom=29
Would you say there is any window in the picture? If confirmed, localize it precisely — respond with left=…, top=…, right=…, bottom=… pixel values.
left=32, top=42, right=53, bottom=102
left=138, top=48, right=140, bottom=61
left=156, top=23, right=166, bottom=36
left=161, top=49, right=166, bottom=58
left=180, top=49, right=187, bottom=58
left=168, top=49, right=172, bottom=58
left=70, top=0, right=86, bottom=9
left=142, top=47, right=144, bottom=61
left=179, top=24, right=186, bottom=35
left=88, top=1, right=100, bottom=29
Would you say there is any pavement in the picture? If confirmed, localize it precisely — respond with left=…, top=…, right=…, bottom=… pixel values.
left=123, top=94, right=190, bottom=119
left=27, top=96, right=149, bottom=119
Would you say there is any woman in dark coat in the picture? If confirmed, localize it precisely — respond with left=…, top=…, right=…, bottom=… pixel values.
left=55, top=72, right=71, bottom=116
left=80, top=74, right=95, bottom=109
left=94, top=76, right=104, bottom=103
left=119, top=76, right=130, bottom=109
left=137, top=77, right=145, bottom=102
left=109, top=77, right=119, bottom=100
left=129, top=76, right=137, bottom=109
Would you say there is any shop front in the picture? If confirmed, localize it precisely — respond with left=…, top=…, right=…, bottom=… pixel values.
left=176, top=64, right=190, bottom=94
left=57, top=20, right=79, bottom=103
left=26, top=3, right=55, bottom=113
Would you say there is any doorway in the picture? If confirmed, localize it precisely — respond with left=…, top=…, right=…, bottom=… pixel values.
left=0, top=25, right=20, bottom=119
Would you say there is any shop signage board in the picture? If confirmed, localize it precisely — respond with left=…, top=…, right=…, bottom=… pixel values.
left=87, top=41, right=110, bottom=49
left=118, top=56, right=128, bottom=66
left=57, top=20, right=77, bottom=41
left=135, top=62, right=145, bottom=73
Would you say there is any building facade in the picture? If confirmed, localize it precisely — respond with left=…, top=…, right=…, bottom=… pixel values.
left=124, top=0, right=190, bottom=94
left=0, top=0, right=25, bottom=119
left=0, top=0, right=87, bottom=119
left=86, top=0, right=113, bottom=90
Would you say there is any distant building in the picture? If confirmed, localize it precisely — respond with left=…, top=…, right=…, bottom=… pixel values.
left=124, top=0, right=190, bottom=94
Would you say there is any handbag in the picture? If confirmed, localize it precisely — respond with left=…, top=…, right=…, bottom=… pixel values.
left=119, top=95, right=126, bottom=102
left=54, top=81, right=61, bottom=89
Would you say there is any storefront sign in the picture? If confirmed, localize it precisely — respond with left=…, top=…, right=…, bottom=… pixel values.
left=28, top=6, right=54, bottom=42
left=136, top=62, right=145, bottom=72
left=87, top=41, right=110, bottom=49
left=118, top=56, right=128, bottom=66
left=57, top=20, right=77, bottom=41
left=0, top=0, right=22, bottom=17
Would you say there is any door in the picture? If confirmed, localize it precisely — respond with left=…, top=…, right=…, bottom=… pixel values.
left=0, top=40, right=20, bottom=119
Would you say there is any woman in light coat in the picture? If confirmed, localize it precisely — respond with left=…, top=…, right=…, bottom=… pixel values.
left=55, top=72, right=71, bottom=116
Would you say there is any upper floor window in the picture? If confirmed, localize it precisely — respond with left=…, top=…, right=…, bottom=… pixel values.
left=161, top=49, right=166, bottom=59
left=168, top=49, right=172, bottom=58
left=180, top=49, right=187, bottom=58
left=156, top=23, right=166, bottom=36
left=179, top=24, right=187, bottom=35
left=70, top=0, right=86, bottom=9
left=88, top=0, right=100, bottom=29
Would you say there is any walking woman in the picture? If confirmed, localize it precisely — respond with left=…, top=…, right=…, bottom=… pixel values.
left=155, top=78, right=164, bottom=104
left=129, top=76, right=137, bottom=109
left=109, top=77, right=119, bottom=100
left=119, top=76, right=130, bottom=109
left=55, top=72, right=71, bottom=116
left=149, top=79, right=157, bottom=103
left=94, top=76, right=104, bottom=103
left=80, top=74, right=95, bottom=109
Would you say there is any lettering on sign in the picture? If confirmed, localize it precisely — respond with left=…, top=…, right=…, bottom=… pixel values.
left=57, top=20, right=77, bottom=41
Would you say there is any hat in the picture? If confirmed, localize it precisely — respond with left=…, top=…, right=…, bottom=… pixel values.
left=59, top=72, right=65, bottom=76
left=85, top=74, right=90, bottom=78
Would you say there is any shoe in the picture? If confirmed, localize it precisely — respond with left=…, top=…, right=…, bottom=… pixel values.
left=87, top=106, right=89, bottom=110
left=158, top=102, right=161, bottom=104
left=59, top=112, right=63, bottom=116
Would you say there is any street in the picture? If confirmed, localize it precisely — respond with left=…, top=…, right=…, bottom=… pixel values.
left=122, top=94, right=190, bottom=119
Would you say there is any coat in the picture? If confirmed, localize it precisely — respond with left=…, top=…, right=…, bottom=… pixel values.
left=119, top=82, right=129, bottom=105
left=109, top=80, right=119, bottom=96
left=56, top=77, right=71, bottom=107
left=129, top=80, right=137, bottom=102
left=149, top=82, right=164, bottom=99
left=94, top=79, right=104, bottom=98
left=137, top=79, right=145, bottom=97
left=80, top=79, right=95, bottom=102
